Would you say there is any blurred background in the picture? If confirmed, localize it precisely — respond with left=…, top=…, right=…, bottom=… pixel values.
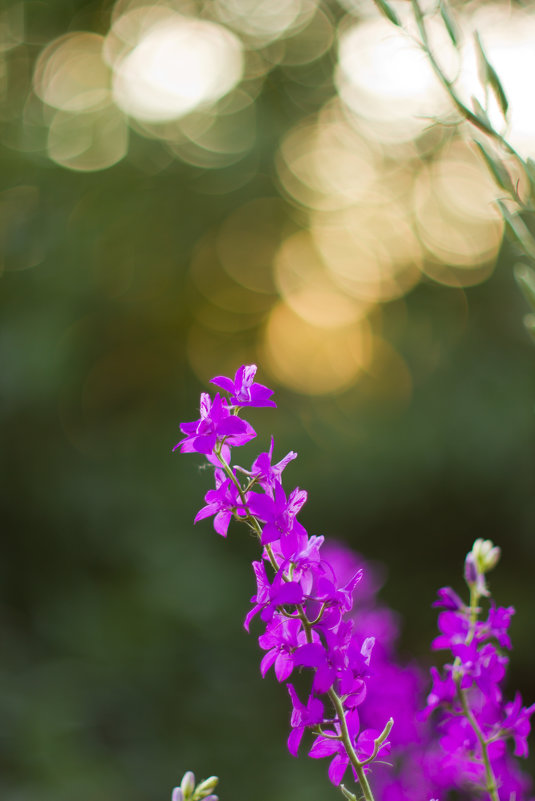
left=1, top=0, right=535, bottom=799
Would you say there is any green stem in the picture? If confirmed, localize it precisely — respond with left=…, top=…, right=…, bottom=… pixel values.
left=328, top=689, right=376, bottom=801
left=458, top=688, right=500, bottom=801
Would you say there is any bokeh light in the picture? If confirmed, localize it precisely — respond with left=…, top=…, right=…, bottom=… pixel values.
left=33, top=33, right=110, bottom=113
left=311, top=200, right=423, bottom=303
left=47, top=105, right=129, bottom=171
left=276, top=110, right=379, bottom=211
left=210, top=0, right=318, bottom=46
left=457, top=4, right=535, bottom=159
left=274, top=229, right=368, bottom=327
left=335, top=13, right=454, bottom=144
left=413, top=140, right=504, bottom=284
left=110, top=11, right=243, bottom=122
left=262, top=301, right=373, bottom=395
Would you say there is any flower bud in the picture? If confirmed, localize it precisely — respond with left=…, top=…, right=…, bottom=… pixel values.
left=194, top=776, right=219, bottom=798
left=433, top=586, right=464, bottom=611
left=464, top=553, right=478, bottom=586
left=472, top=538, right=501, bottom=573
left=202, top=796, right=218, bottom=801
left=180, top=772, right=196, bottom=799
left=172, top=789, right=184, bottom=801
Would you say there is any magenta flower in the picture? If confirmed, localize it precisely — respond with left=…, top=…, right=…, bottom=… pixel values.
left=244, top=560, right=304, bottom=631
left=211, top=364, right=276, bottom=408
left=247, top=437, right=297, bottom=495
left=286, top=684, right=325, bottom=757
left=194, top=468, right=249, bottom=537
left=486, top=603, right=515, bottom=649
left=309, top=709, right=389, bottom=786
left=248, top=481, right=308, bottom=557
left=258, top=614, right=308, bottom=682
left=502, top=693, right=535, bottom=758
left=432, top=587, right=465, bottom=611
left=175, top=392, right=256, bottom=455
left=275, top=534, right=325, bottom=595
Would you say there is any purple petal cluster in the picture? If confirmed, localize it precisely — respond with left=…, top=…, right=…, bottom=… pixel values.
left=177, top=367, right=535, bottom=801
left=176, top=366, right=393, bottom=795
left=424, top=543, right=535, bottom=800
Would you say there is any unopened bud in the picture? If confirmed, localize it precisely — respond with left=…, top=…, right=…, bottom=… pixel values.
left=202, top=796, right=218, bottom=801
left=472, top=538, right=501, bottom=573
left=171, top=789, right=184, bottom=801
left=464, top=553, right=478, bottom=586
left=180, top=772, right=196, bottom=799
left=194, top=777, right=219, bottom=799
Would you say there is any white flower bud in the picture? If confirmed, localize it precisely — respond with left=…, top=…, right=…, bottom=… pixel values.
left=180, top=772, right=196, bottom=799
left=472, top=538, right=501, bottom=574
left=194, top=776, right=219, bottom=798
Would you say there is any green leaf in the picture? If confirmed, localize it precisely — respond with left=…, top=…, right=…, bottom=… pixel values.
left=514, top=264, right=535, bottom=311
left=474, top=140, right=515, bottom=195
left=410, top=0, right=426, bottom=42
left=373, top=0, right=401, bottom=26
left=471, top=97, right=491, bottom=129
left=474, top=32, right=508, bottom=116
left=499, top=203, right=535, bottom=259
left=439, top=0, right=459, bottom=48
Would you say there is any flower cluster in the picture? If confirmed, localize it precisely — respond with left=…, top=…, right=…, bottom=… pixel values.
left=176, top=366, right=391, bottom=800
left=424, top=539, right=535, bottom=801
left=177, top=366, right=534, bottom=801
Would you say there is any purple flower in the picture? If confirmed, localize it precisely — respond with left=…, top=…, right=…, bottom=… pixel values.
left=433, top=587, right=464, bottom=611
left=308, top=709, right=389, bottom=786
left=244, top=560, right=304, bottom=631
left=308, top=570, right=363, bottom=632
left=258, top=614, right=307, bottom=681
left=247, top=437, right=297, bottom=495
left=431, top=610, right=469, bottom=651
left=309, top=720, right=355, bottom=786
left=502, top=693, right=535, bottom=758
left=211, top=364, right=276, bottom=408
left=175, top=392, right=256, bottom=455
left=486, top=603, right=515, bottom=649
left=277, top=535, right=325, bottom=595
left=424, top=667, right=456, bottom=718
left=286, top=684, right=325, bottom=757
left=248, top=481, right=308, bottom=557
left=194, top=468, right=249, bottom=537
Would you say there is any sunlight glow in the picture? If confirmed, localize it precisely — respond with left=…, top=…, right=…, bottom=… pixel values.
left=336, top=16, right=453, bottom=143
left=33, top=33, right=110, bottom=113
left=111, top=14, right=243, bottom=122
left=457, top=5, right=535, bottom=159
left=263, top=301, right=373, bottom=395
